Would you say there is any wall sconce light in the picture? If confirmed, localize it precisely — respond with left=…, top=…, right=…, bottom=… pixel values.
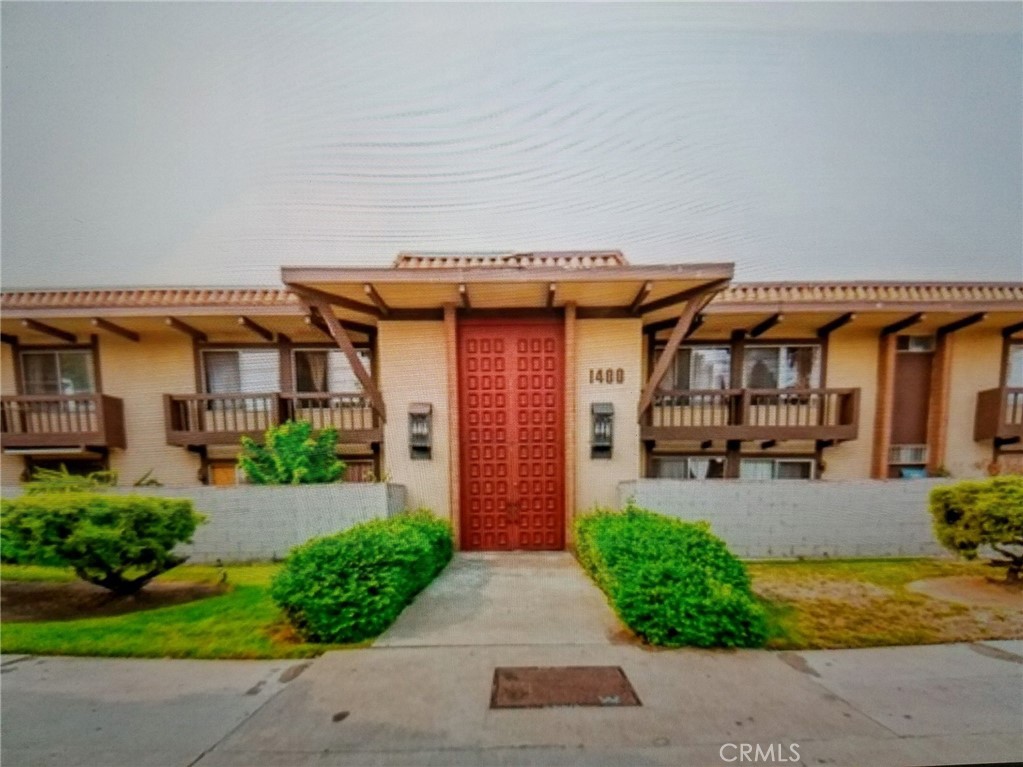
left=409, top=403, right=432, bottom=460
left=591, top=402, right=614, bottom=459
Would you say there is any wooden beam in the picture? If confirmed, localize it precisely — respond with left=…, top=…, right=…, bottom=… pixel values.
left=749, top=313, right=782, bottom=338
left=761, top=439, right=777, bottom=450
left=1, top=333, right=18, bottom=346
left=546, top=283, right=556, bottom=309
left=684, top=313, right=705, bottom=339
left=310, top=301, right=386, bottom=421
left=637, top=295, right=707, bottom=420
left=305, top=310, right=374, bottom=339
left=91, top=318, right=139, bottom=342
left=363, top=284, right=390, bottom=316
left=817, top=312, right=855, bottom=339
left=237, top=316, right=274, bottom=342
left=937, top=312, right=985, bottom=338
left=880, top=312, right=924, bottom=337
left=638, top=277, right=730, bottom=315
left=165, top=317, right=207, bottom=343
left=21, top=319, right=76, bottom=344
left=1001, top=319, right=1023, bottom=338
left=288, top=283, right=382, bottom=319
left=305, top=314, right=333, bottom=338
left=629, top=282, right=653, bottom=315
left=459, top=283, right=470, bottom=310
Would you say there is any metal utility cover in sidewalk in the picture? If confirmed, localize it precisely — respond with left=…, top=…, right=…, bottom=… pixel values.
left=490, top=666, right=641, bottom=709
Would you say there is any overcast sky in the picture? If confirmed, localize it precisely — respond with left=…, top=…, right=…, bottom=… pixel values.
left=2, top=2, right=1021, bottom=289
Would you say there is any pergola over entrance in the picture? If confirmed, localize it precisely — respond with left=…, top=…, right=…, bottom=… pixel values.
left=281, top=251, right=736, bottom=427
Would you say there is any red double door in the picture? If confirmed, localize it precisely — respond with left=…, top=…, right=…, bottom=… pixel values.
left=458, top=319, right=565, bottom=551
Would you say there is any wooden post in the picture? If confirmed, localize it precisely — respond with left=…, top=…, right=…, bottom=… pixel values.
left=308, top=301, right=386, bottom=422
left=444, top=304, right=460, bottom=544
left=564, top=302, right=577, bottom=544
left=636, top=294, right=708, bottom=420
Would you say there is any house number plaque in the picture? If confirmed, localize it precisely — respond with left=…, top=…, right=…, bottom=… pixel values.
left=588, top=367, right=625, bottom=384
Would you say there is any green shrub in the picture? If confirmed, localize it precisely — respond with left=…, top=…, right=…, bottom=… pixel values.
left=270, top=511, right=453, bottom=643
left=930, top=476, right=1023, bottom=582
left=0, top=493, right=205, bottom=594
left=238, top=420, right=345, bottom=485
left=22, top=465, right=118, bottom=495
left=575, top=505, right=767, bottom=648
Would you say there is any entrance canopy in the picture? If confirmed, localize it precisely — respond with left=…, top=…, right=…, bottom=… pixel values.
left=282, top=251, right=734, bottom=324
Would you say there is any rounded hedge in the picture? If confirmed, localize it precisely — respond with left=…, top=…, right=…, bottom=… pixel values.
left=575, top=505, right=767, bottom=648
left=1, top=492, right=205, bottom=594
left=270, top=511, right=453, bottom=643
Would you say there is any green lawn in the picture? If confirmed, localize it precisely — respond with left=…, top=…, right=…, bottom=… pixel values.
left=3, top=558, right=1019, bottom=657
left=0, top=563, right=352, bottom=659
left=748, top=558, right=1022, bottom=650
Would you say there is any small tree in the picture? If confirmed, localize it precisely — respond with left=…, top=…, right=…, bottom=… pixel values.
left=930, top=476, right=1023, bottom=582
left=1, top=493, right=205, bottom=594
left=238, top=420, right=345, bottom=485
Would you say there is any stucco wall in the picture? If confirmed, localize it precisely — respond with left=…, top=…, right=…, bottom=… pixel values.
left=575, top=319, right=642, bottom=510
left=1, top=483, right=407, bottom=562
left=821, top=329, right=880, bottom=479
left=99, top=332, right=200, bottom=486
left=945, top=328, right=1001, bottom=477
left=378, top=321, right=450, bottom=516
left=617, top=479, right=947, bottom=558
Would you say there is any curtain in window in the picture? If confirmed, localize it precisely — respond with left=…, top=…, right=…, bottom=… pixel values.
left=22, top=354, right=61, bottom=395
left=296, top=351, right=329, bottom=392
left=743, top=349, right=779, bottom=389
left=204, top=352, right=242, bottom=394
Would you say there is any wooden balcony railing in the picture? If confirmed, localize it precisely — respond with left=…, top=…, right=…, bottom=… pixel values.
left=642, top=387, right=860, bottom=442
left=974, top=387, right=1023, bottom=445
left=0, top=394, right=126, bottom=449
left=164, top=392, right=381, bottom=446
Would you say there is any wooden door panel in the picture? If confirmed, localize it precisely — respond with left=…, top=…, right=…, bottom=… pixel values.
left=459, top=320, right=564, bottom=551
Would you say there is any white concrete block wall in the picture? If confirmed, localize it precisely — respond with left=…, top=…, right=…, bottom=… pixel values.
left=616, top=479, right=949, bottom=558
left=2, top=484, right=408, bottom=563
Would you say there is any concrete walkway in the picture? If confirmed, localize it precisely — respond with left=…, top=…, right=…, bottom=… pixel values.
left=375, top=553, right=625, bottom=647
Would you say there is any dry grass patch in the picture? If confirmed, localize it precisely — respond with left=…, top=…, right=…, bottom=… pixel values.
left=748, top=558, right=1023, bottom=650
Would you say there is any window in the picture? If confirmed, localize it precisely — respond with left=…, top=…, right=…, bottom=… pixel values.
left=294, top=349, right=371, bottom=392
left=21, top=350, right=96, bottom=395
left=739, top=458, right=814, bottom=480
left=202, top=350, right=279, bottom=394
left=654, top=346, right=730, bottom=390
left=652, top=456, right=725, bottom=479
left=742, top=345, right=821, bottom=390
left=1008, top=344, right=1023, bottom=388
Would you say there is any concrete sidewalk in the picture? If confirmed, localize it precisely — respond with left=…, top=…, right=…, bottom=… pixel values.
left=191, top=641, right=1023, bottom=767
left=4, top=642, right=1020, bottom=767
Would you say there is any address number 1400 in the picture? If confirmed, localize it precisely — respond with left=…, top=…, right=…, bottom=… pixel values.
left=588, top=368, right=625, bottom=384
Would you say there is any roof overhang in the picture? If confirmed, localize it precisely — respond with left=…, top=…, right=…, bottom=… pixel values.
left=282, top=263, right=735, bottom=320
